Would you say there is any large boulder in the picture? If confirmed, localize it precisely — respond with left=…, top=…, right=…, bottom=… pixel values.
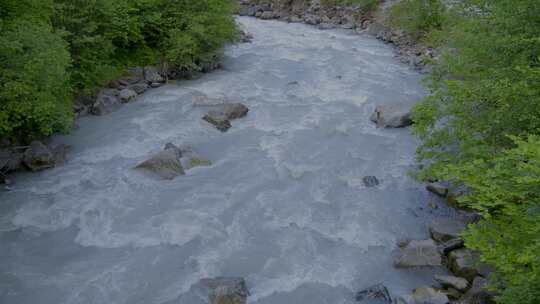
left=458, top=277, right=496, bottom=304
left=428, top=218, right=466, bottom=243
left=119, top=88, right=137, bottom=103
left=203, top=103, right=249, bottom=132
left=434, top=275, right=469, bottom=292
left=0, top=148, right=23, bottom=172
left=135, top=143, right=184, bottom=180
left=448, top=249, right=493, bottom=282
left=395, top=239, right=442, bottom=268
left=200, top=277, right=249, bottom=304
left=355, top=284, right=392, bottom=303
left=370, top=105, right=413, bottom=128
left=143, top=66, right=164, bottom=83
left=23, top=141, right=55, bottom=171
left=91, top=89, right=122, bottom=115
left=411, top=286, right=449, bottom=304
left=426, top=182, right=449, bottom=197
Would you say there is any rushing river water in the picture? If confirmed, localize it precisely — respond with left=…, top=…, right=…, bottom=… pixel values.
left=0, top=17, right=449, bottom=304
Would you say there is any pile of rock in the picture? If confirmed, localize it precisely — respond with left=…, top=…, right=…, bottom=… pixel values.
left=74, top=66, right=166, bottom=117
left=388, top=217, right=496, bottom=303
left=238, top=0, right=365, bottom=30
left=1, top=140, right=67, bottom=186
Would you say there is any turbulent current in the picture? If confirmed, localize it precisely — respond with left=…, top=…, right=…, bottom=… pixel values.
left=0, top=17, right=449, bottom=304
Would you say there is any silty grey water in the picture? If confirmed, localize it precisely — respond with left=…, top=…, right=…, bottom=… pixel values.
left=0, top=17, right=448, bottom=304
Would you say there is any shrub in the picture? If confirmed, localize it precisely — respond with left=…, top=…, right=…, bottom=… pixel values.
left=0, top=0, right=72, bottom=140
left=388, top=0, right=447, bottom=41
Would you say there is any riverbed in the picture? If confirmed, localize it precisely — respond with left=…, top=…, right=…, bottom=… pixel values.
left=0, top=17, right=448, bottom=304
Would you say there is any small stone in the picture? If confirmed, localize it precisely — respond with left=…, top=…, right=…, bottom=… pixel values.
left=411, top=286, right=449, bottom=304
left=150, top=82, right=163, bottom=88
left=355, top=284, right=392, bottom=303
left=363, top=176, right=379, bottom=187
left=434, top=275, right=469, bottom=292
left=200, top=277, right=249, bottom=304
left=429, top=218, right=466, bottom=243
left=395, top=239, right=442, bottom=268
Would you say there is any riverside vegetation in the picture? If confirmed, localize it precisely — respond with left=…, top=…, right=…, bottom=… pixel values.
left=0, top=0, right=237, bottom=142
left=389, top=0, right=540, bottom=303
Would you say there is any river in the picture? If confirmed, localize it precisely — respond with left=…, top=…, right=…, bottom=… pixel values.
left=0, top=17, right=448, bottom=304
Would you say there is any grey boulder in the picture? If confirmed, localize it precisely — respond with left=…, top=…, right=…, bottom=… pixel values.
left=135, top=143, right=184, bottom=180
left=203, top=103, right=249, bottom=132
left=143, top=66, right=164, bottom=83
left=459, top=277, right=496, bottom=304
left=411, top=286, right=449, bottom=304
left=200, top=277, right=249, bottom=304
left=23, top=141, right=55, bottom=171
left=429, top=218, right=466, bottom=243
left=434, top=275, right=469, bottom=292
left=395, top=239, right=442, bottom=267
left=370, top=105, right=413, bottom=128
left=119, top=89, right=137, bottom=103
left=91, top=89, right=121, bottom=115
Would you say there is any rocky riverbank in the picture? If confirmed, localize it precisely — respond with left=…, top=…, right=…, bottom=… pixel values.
left=0, top=58, right=224, bottom=187
left=237, top=0, right=438, bottom=72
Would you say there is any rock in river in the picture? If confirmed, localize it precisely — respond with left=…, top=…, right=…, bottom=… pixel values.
left=200, top=277, right=249, bottom=304
left=370, top=105, right=413, bottom=128
left=395, top=239, right=442, bottom=268
left=411, top=286, right=449, bottom=304
left=203, top=103, right=249, bottom=132
left=135, top=143, right=184, bottom=179
left=355, top=284, right=392, bottom=303
left=91, top=89, right=122, bottom=115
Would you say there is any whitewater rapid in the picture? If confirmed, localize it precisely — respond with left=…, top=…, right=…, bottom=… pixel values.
left=0, top=17, right=449, bottom=304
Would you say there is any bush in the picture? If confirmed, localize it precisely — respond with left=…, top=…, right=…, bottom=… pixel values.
left=0, top=0, right=237, bottom=141
left=388, top=0, right=447, bottom=41
left=0, top=0, right=72, bottom=140
left=412, top=0, right=540, bottom=302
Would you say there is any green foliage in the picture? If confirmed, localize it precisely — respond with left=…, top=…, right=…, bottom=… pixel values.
left=388, top=0, right=447, bottom=42
left=411, top=0, right=540, bottom=302
left=321, top=0, right=380, bottom=12
left=0, top=0, right=236, bottom=141
left=457, top=136, right=540, bottom=304
left=0, top=0, right=72, bottom=140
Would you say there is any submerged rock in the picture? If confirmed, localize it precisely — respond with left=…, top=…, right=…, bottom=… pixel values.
left=355, top=284, right=392, bottom=303
left=363, top=176, right=380, bottom=187
left=429, top=218, right=466, bottom=243
left=200, top=277, right=249, bottom=304
left=203, top=103, right=249, bottom=132
left=370, top=105, right=413, bottom=128
left=179, top=146, right=212, bottom=170
left=411, top=286, right=449, bottom=304
left=135, top=143, right=184, bottom=179
left=395, top=239, right=442, bottom=267
left=23, top=141, right=55, bottom=172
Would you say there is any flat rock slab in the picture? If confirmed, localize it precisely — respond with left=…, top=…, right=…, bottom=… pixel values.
left=411, top=286, right=449, bottom=304
left=370, top=105, right=412, bottom=128
left=395, top=239, right=442, bottom=267
left=135, top=144, right=184, bottom=179
left=203, top=103, right=249, bottom=132
left=355, top=284, right=392, bottom=303
left=434, top=274, right=469, bottom=292
left=429, top=218, right=466, bottom=243
left=200, top=277, right=249, bottom=304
